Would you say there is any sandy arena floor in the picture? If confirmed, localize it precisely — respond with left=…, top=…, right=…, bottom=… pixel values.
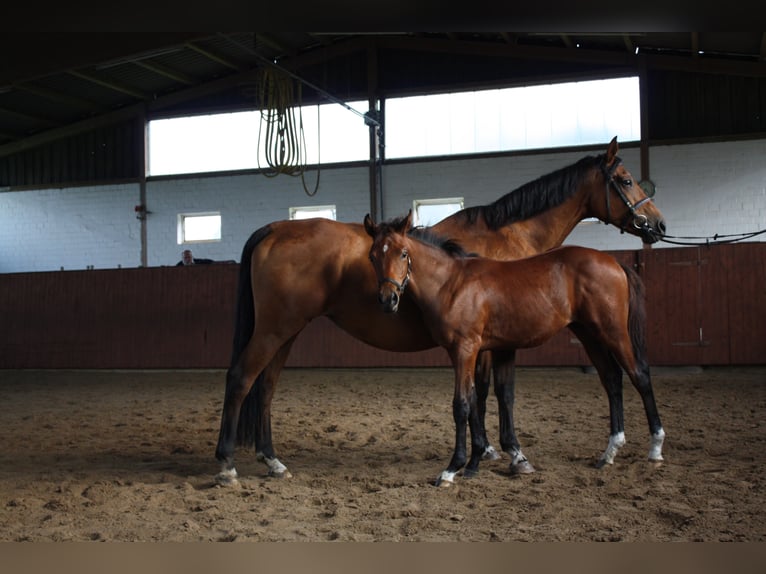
left=1, top=366, right=764, bottom=542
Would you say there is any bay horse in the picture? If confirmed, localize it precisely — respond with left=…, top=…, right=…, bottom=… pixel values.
left=215, top=137, right=666, bottom=485
left=364, top=211, right=666, bottom=486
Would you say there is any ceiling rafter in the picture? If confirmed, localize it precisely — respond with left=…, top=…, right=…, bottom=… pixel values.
left=134, top=60, right=196, bottom=86
left=0, top=105, right=59, bottom=127
left=185, top=42, right=244, bottom=72
left=12, top=81, right=105, bottom=114
left=67, top=70, right=147, bottom=100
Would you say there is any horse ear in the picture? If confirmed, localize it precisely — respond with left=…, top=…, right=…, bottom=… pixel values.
left=405, top=209, right=413, bottom=231
left=363, top=213, right=376, bottom=237
left=606, top=136, right=619, bottom=163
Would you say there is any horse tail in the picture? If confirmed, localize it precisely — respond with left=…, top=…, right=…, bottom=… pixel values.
left=621, top=263, right=649, bottom=372
left=231, top=224, right=273, bottom=448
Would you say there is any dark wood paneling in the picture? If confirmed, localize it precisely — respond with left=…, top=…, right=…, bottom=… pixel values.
left=726, top=243, right=766, bottom=363
left=0, top=265, right=239, bottom=369
left=1, top=244, right=763, bottom=369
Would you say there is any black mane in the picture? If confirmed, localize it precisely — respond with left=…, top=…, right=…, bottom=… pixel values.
left=455, top=153, right=605, bottom=230
left=409, top=227, right=470, bottom=258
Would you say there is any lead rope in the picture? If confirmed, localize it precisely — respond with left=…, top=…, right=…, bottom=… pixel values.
left=658, top=228, right=766, bottom=246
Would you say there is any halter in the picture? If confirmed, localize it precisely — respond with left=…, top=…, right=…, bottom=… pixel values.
left=601, top=156, right=655, bottom=235
left=378, top=255, right=412, bottom=295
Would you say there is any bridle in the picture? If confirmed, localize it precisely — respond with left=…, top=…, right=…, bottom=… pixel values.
left=377, top=254, right=412, bottom=296
left=601, top=156, right=656, bottom=236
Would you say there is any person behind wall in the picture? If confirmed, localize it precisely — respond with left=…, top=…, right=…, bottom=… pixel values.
left=176, top=249, right=214, bottom=266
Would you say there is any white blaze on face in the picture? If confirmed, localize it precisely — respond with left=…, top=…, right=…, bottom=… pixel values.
left=382, top=243, right=389, bottom=253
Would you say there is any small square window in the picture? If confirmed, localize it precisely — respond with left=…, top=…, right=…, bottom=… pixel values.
left=412, top=198, right=464, bottom=227
left=178, top=212, right=221, bottom=244
left=289, top=205, right=336, bottom=220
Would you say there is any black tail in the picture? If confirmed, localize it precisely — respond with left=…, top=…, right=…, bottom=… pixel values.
left=231, top=224, right=272, bottom=448
left=621, top=264, right=649, bottom=373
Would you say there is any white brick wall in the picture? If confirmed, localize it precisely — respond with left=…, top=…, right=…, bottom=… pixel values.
left=0, top=184, right=141, bottom=273
left=1, top=139, right=764, bottom=273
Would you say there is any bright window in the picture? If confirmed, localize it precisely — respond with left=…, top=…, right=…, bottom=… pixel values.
left=289, top=205, right=337, bottom=220
left=385, top=76, right=640, bottom=159
left=178, top=212, right=221, bottom=243
left=412, top=198, right=464, bottom=227
left=148, top=101, right=369, bottom=176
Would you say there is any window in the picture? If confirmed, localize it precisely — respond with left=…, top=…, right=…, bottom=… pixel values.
left=289, top=205, right=337, bottom=221
left=147, top=101, right=369, bottom=176
left=385, top=76, right=640, bottom=159
left=178, top=212, right=221, bottom=244
left=412, top=198, right=464, bottom=227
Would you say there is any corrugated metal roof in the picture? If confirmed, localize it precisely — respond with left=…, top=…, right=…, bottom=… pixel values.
left=0, top=32, right=764, bottom=157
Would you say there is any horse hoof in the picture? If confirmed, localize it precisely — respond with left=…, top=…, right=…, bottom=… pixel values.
left=434, top=470, right=457, bottom=487
left=268, top=469, right=293, bottom=479
left=510, top=460, right=536, bottom=475
left=482, top=446, right=501, bottom=461
left=594, top=458, right=612, bottom=469
left=215, top=471, right=240, bottom=487
left=463, top=468, right=479, bottom=479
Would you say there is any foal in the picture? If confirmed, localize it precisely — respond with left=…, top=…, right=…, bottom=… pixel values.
left=364, top=212, right=665, bottom=486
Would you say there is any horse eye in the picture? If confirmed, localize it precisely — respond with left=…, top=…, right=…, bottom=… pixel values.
left=401, top=250, right=408, bottom=259
left=621, top=178, right=632, bottom=187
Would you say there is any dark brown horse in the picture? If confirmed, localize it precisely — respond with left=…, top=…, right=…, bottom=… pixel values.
left=364, top=211, right=665, bottom=486
left=215, top=137, right=666, bottom=485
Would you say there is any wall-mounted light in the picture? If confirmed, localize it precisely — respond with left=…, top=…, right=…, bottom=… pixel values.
left=134, top=204, right=151, bottom=221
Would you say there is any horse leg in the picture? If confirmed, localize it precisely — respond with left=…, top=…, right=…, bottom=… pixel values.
left=622, top=365, right=666, bottom=463
left=492, top=349, right=536, bottom=475
left=570, top=325, right=626, bottom=467
left=473, top=350, right=500, bottom=463
left=215, top=334, right=296, bottom=485
left=252, top=337, right=297, bottom=478
left=436, top=349, right=480, bottom=487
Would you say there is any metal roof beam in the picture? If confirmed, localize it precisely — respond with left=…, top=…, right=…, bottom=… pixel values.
left=185, top=41, right=244, bottom=71
left=134, top=61, right=196, bottom=85
left=0, top=105, right=59, bottom=127
left=0, top=65, right=265, bottom=157
left=12, top=82, right=105, bottom=114
left=67, top=70, right=147, bottom=100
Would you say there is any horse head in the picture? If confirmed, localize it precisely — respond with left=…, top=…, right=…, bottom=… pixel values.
left=364, top=211, right=413, bottom=314
left=597, top=137, right=667, bottom=243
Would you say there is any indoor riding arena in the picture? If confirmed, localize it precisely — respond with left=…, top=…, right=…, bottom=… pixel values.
left=1, top=32, right=765, bottom=546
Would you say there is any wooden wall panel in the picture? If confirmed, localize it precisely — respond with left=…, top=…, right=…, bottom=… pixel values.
left=0, top=265, right=239, bottom=369
left=1, top=244, right=764, bottom=369
left=726, top=243, right=766, bottom=364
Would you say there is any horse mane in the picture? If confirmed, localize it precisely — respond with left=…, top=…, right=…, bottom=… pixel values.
left=408, top=227, right=471, bottom=258
left=456, top=153, right=605, bottom=230
left=376, top=214, right=470, bottom=258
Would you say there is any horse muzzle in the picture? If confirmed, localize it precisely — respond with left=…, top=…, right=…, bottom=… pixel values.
left=636, top=216, right=667, bottom=244
left=378, top=288, right=400, bottom=313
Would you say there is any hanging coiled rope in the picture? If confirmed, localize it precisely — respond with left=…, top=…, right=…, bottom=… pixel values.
left=255, top=66, right=320, bottom=196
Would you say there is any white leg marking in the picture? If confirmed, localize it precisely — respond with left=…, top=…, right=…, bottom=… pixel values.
left=482, top=445, right=500, bottom=460
left=257, top=453, right=292, bottom=478
left=648, top=428, right=665, bottom=461
left=436, top=470, right=457, bottom=487
left=510, top=449, right=528, bottom=466
left=215, top=467, right=239, bottom=486
left=600, top=431, right=626, bottom=465
left=509, top=448, right=536, bottom=474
